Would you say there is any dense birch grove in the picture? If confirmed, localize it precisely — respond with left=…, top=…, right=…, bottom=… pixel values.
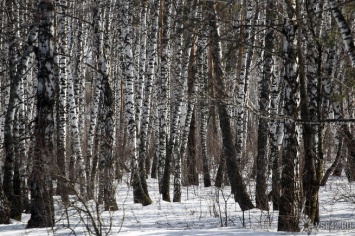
left=1, top=0, right=355, bottom=232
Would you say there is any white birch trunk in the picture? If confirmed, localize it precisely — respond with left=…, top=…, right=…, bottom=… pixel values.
left=122, top=0, right=152, bottom=205
left=328, top=0, right=355, bottom=66
left=158, top=0, right=172, bottom=198
left=55, top=0, right=68, bottom=201
left=139, top=0, right=159, bottom=195
left=197, top=4, right=211, bottom=188
left=277, top=0, right=301, bottom=231
left=236, top=1, right=253, bottom=162
left=92, top=2, right=118, bottom=210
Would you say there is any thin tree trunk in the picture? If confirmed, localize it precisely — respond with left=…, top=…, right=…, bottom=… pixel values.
left=321, top=137, right=343, bottom=186
left=138, top=0, right=156, bottom=198
left=255, top=0, right=275, bottom=211
left=159, top=0, right=172, bottom=202
left=55, top=0, right=69, bottom=201
left=173, top=1, right=198, bottom=200
left=196, top=6, right=211, bottom=186
left=269, top=41, right=283, bottom=211
left=186, top=110, right=198, bottom=186
left=235, top=0, right=253, bottom=164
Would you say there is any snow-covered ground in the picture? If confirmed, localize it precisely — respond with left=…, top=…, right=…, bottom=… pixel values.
left=1, top=174, right=355, bottom=235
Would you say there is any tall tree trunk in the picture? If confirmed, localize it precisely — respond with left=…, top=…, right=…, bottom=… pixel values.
left=197, top=4, right=211, bottom=187
left=269, top=21, right=283, bottom=212
left=159, top=0, right=172, bottom=202
left=138, top=0, right=155, bottom=199
left=122, top=0, right=152, bottom=206
left=168, top=0, right=190, bottom=202
left=207, top=2, right=254, bottom=211
left=255, top=0, right=275, bottom=211
left=55, top=0, right=68, bottom=202
left=277, top=0, right=301, bottom=232
left=173, top=1, right=197, bottom=201
left=301, top=0, right=324, bottom=225
left=2, top=0, right=24, bottom=221
left=16, top=21, right=37, bottom=217
left=27, top=0, right=55, bottom=228
left=86, top=67, right=101, bottom=200
left=93, top=2, right=118, bottom=211
left=235, top=0, right=253, bottom=164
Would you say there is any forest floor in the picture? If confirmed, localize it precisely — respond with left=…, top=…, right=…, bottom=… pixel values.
left=1, top=173, right=355, bottom=235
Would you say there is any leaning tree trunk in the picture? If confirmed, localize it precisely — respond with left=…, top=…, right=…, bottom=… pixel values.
left=328, top=0, right=355, bottom=180
left=207, top=2, right=254, bottom=211
left=321, top=137, right=343, bottom=186
left=27, top=0, right=55, bottom=228
left=328, top=0, right=355, bottom=67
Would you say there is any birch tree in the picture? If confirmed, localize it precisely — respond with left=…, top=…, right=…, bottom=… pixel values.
left=55, top=0, right=68, bottom=202
left=27, top=0, right=56, bottom=228
left=138, top=0, right=155, bottom=198
left=92, top=2, right=118, bottom=210
left=175, top=2, right=198, bottom=192
left=328, top=0, right=355, bottom=67
left=207, top=1, right=254, bottom=211
left=122, top=0, right=152, bottom=205
left=328, top=0, right=355, bottom=182
left=67, top=3, right=86, bottom=198
left=255, top=0, right=275, bottom=211
left=277, top=0, right=301, bottom=232
left=197, top=4, right=211, bottom=188
left=158, top=0, right=172, bottom=201
left=235, top=0, right=253, bottom=163
left=166, top=0, right=185, bottom=202
left=3, top=0, right=22, bottom=220
left=301, top=0, right=324, bottom=225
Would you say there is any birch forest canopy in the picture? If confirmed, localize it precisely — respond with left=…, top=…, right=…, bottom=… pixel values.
left=1, top=0, right=355, bottom=232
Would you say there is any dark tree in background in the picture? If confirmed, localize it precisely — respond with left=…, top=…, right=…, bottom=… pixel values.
left=27, top=0, right=56, bottom=228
